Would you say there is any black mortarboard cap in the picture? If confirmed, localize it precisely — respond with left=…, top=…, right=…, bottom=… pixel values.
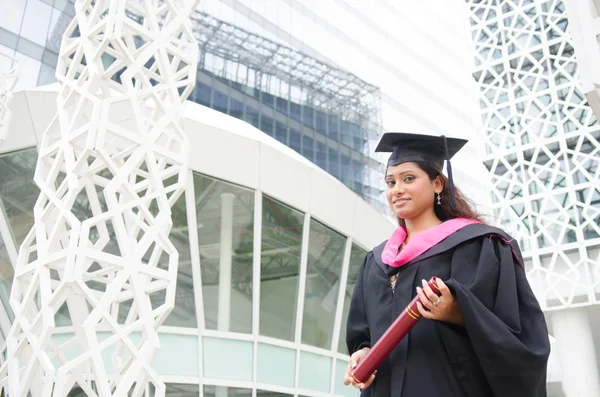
left=375, top=132, right=468, bottom=208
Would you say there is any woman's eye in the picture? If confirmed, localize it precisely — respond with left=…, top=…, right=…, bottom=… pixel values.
left=404, top=176, right=415, bottom=182
left=386, top=180, right=395, bottom=187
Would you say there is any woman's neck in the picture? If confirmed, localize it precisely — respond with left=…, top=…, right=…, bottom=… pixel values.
left=404, top=212, right=442, bottom=242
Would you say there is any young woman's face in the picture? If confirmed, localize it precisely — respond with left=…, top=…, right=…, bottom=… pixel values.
left=385, top=162, right=442, bottom=220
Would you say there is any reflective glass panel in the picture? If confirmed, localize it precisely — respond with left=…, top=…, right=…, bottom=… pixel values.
left=260, top=196, right=304, bottom=341
left=195, top=173, right=254, bottom=333
left=338, top=244, right=367, bottom=353
left=301, top=219, right=346, bottom=349
left=166, top=384, right=199, bottom=396
left=204, top=386, right=251, bottom=397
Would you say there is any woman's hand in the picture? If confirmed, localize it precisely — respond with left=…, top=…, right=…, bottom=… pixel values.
left=343, top=347, right=376, bottom=390
left=416, top=278, right=464, bottom=326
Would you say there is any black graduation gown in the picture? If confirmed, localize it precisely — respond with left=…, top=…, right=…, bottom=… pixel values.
left=346, top=223, right=550, bottom=397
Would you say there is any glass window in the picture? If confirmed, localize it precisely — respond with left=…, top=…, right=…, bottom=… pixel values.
left=290, top=102, right=301, bottom=122
left=301, top=219, right=346, bottom=349
left=213, top=90, right=228, bottom=114
left=303, top=106, right=314, bottom=128
left=194, top=173, right=254, bottom=334
left=289, top=128, right=301, bottom=154
left=166, top=384, right=199, bottom=396
left=328, top=115, right=339, bottom=141
left=328, top=148, right=340, bottom=179
left=163, top=193, right=195, bottom=327
left=195, top=82, right=212, bottom=107
left=0, top=231, right=14, bottom=321
left=316, top=111, right=327, bottom=134
left=229, top=98, right=244, bottom=120
left=276, top=97, right=289, bottom=115
left=260, top=196, right=304, bottom=341
left=338, top=244, right=367, bottom=353
left=256, top=343, right=296, bottom=387
left=341, top=155, right=351, bottom=187
left=316, top=141, right=326, bottom=170
left=275, top=121, right=288, bottom=145
left=204, top=386, right=251, bottom=397
left=262, top=92, right=275, bottom=108
left=245, top=107, right=260, bottom=128
left=257, top=391, right=292, bottom=397
left=0, top=148, right=39, bottom=247
left=203, top=337, right=253, bottom=381
left=340, top=120, right=352, bottom=148
left=260, top=115, right=274, bottom=136
left=302, top=135, right=314, bottom=162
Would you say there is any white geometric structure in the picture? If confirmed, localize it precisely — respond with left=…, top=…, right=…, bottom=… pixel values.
left=466, top=0, right=600, bottom=311
left=0, top=0, right=199, bottom=395
left=0, top=53, right=19, bottom=143
left=562, top=0, right=600, bottom=122
left=466, top=1, right=600, bottom=396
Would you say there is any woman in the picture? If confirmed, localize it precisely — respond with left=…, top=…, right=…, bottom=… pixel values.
left=343, top=132, right=550, bottom=397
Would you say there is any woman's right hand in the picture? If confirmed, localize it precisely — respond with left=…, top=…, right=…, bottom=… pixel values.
left=343, top=347, right=376, bottom=390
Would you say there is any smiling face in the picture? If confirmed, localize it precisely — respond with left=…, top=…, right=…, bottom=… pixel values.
left=385, top=162, right=443, bottom=221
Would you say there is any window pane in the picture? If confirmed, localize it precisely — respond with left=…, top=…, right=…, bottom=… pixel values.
left=301, top=219, right=346, bottom=349
left=275, top=121, right=288, bottom=145
left=0, top=148, right=39, bottom=247
left=260, top=196, right=304, bottom=341
left=245, top=107, right=259, bottom=128
left=166, top=384, right=199, bottom=396
left=315, top=141, right=326, bottom=170
left=0, top=232, right=14, bottom=321
left=316, top=111, right=327, bottom=134
left=229, top=98, right=244, bottom=120
left=260, top=115, right=274, bottom=137
left=303, top=106, right=314, bottom=128
left=203, top=386, right=251, bottom=397
left=163, top=193, right=195, bottom=327
left=256, top=391, right=293, bottom=397
left=302, top=135, right=314, bottom=162
left=195, top=173, right=254, bottom=334
left=289, top=128, right=301, bottom=154
left=338, top=244, right=367, bottom=353
left=213, top=90, right=228, bottom=113
left=328, top=148, right=340, bottom=179
left=290, top=102, right=301, bottom=122
left=194, top=82, right=212, bottom=107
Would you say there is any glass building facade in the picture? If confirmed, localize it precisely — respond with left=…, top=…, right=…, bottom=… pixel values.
left=0, top=93, right=395, bottom=395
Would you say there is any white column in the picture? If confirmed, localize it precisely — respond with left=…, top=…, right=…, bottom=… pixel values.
left=218, top=193, right=235, bottom=332
left=551, top=308, right=600, bottom=397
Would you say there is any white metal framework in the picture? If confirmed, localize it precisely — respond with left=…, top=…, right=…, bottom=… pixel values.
left=467, top=0, right=600, bottom=310
left=0, top=53, right=19, bottom=144
left=0, top=0, right=199, bottom=395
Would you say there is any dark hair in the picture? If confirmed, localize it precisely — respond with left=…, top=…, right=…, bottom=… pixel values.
left=393, top=161, right=486, bottom=227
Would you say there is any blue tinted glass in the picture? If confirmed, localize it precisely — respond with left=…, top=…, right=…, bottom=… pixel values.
left=195, top=83, right=211, bottom=107
left=341, top=155, right=351, bottom=186
left=340, top=120, right=352, bottom=148
left=316, top=111, right=327, bottom=134
left=328, top=115, right=339, bottom=141
left=316, top=141, right=327, bottom=170
left=262, top=92, right=275, bottom=108
left=303, top=107, right=314, bottom=128
left=328, top=148, right=339, bottom=179
left=245, top=107, right=260, bottom=128
left=213, top=90, right=228, bottom=113
left=260, top=115, right=274, bottom=136
left=230, top=98, right=244, bottom=120
left=275, top=122, right=288, bottom=144
left=302, top=135, right=314, bottom=161
left=289, top=129, right=301, bottom=153
left=276, top=97, right=289, bottom=115
left=290, top=103, right=301, bottom=122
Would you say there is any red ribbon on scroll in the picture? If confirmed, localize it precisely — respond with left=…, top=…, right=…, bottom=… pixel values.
left=351, top=276, right=442, bottom=384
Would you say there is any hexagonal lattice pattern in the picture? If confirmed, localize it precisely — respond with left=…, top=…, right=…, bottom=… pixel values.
left=0, top=0, right=199, bottom=395
left=467, top=0, right=600, bottom=310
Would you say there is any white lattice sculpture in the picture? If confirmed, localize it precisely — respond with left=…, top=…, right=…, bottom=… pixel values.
left=466, top=0, right=600, bottom=310
left=0, top=53, right=19, bottom=143
left=0, top=0, right=199, bottom=395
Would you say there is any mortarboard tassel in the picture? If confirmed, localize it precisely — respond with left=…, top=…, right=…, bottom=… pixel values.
left=442, top=135, right=456, bottom=209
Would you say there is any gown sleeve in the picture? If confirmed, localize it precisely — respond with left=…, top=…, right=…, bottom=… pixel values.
left=346, top=252, right=373, bottom=355
left=440, top=234, right=550, bottom=397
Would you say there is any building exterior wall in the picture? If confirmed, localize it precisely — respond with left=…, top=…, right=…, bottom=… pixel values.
left=0, top=85, right=395, bottom=395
